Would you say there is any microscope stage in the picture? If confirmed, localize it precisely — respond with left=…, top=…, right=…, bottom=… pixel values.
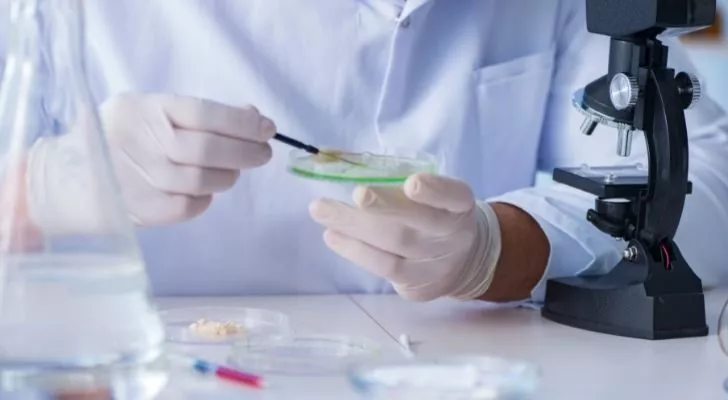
left=553, top=166, right=692, bottom=198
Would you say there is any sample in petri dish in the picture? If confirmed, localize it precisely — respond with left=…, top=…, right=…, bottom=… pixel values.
left=159, top=307, right=291, bottom=345
left=287, top=148, right=439, bottom=185
left=348, top=356, right=540, bottom=400
left=228, top=334, right=381, bottom=376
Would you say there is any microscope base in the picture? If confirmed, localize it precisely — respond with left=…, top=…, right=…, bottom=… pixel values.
left=541, top=269, right=708, bottom=340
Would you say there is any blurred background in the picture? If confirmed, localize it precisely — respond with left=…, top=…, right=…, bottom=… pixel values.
left=681, top=0, right=727, bottom=111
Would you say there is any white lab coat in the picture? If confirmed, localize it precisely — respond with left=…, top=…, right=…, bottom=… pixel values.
left=1, top=0, right=727, bottom=298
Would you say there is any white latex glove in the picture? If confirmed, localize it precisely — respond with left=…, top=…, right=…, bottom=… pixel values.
left=309, top=173, right=502, bottom=302
left=101, top=94, right=276, bottom=225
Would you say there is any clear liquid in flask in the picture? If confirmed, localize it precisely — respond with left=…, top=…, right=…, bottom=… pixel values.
left=0, top=254, right=163, bottom=366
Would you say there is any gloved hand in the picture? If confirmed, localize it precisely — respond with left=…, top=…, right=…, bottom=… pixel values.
left=100, top=94, right=276, bottom=225
left=309, top=173, right=502, bottom=301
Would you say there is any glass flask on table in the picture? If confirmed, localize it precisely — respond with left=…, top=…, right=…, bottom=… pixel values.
left=0, top=0, right=166, bottom=398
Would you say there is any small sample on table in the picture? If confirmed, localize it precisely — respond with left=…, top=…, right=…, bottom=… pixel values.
left=160, top=307, right=290, bottom=345
left=188, top=318, right=246, bottom=339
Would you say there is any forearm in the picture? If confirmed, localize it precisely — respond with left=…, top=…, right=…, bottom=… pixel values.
left=0, top=158, right=29, bottom=222
left=477, top=202, right=549, bottom=302
left=0, top=157, right=42, bottom=250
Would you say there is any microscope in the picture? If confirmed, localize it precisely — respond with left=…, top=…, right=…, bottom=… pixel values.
left=542, top=0, right=717, bottom=339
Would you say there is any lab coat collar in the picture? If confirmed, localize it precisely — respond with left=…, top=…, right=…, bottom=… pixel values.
left=400, top=0, right=435, bottom=19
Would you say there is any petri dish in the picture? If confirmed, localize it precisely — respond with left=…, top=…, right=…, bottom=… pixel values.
left=719, top=297, right=728, bottom=394
left=348, top=356, right=540, bottom=400
left=159, top=307, right=291, bottom=345
left=719, top=296, right=728, bottom=357
left=287, top=148, right=439, bottom=185
left=228, top=334, right=381, bottom=376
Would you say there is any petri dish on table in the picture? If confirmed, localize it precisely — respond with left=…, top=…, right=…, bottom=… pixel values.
left=287, top=148, right=439, bottom=185
left=718, top=296, right=728, bottom=357
left=348, top=356, right=540, bottom=400
left=159, top=307, right=291, bottom=345
left=228, top=334, right=381, bottom=376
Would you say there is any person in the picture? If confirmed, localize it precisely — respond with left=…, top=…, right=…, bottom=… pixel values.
left=2, top=0, right=728, bottom=303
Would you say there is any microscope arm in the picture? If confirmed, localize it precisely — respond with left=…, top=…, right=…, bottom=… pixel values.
left=637, top=64, right=690, bottom=247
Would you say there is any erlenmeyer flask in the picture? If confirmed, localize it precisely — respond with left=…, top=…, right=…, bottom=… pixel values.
left=0, top=0, right=166, bottom=397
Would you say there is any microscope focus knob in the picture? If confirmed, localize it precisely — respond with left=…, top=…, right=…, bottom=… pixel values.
left=609, top=73, right=639, bottom=111
left=676, top=72, right=703, bottom=110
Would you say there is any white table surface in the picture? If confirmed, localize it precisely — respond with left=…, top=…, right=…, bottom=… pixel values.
left=153, top=289, right=728, bottom=399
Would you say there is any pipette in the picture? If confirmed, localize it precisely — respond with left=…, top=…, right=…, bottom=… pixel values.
left=273, top=133, right=365, bottom=166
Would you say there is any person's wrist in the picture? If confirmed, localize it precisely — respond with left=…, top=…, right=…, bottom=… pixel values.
left=475, top=201, right=549, bottom=302
left=448, top=201, right=502, bottom=300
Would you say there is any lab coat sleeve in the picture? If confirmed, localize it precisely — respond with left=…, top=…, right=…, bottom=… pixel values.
left=490, top=2, right=728, bottom=303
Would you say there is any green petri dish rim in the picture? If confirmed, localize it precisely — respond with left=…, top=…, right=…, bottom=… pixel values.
left=287, top=166, right=420, bottom=184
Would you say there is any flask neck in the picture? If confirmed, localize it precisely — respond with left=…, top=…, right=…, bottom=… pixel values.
left=5, top=0, right=86, bottom=79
